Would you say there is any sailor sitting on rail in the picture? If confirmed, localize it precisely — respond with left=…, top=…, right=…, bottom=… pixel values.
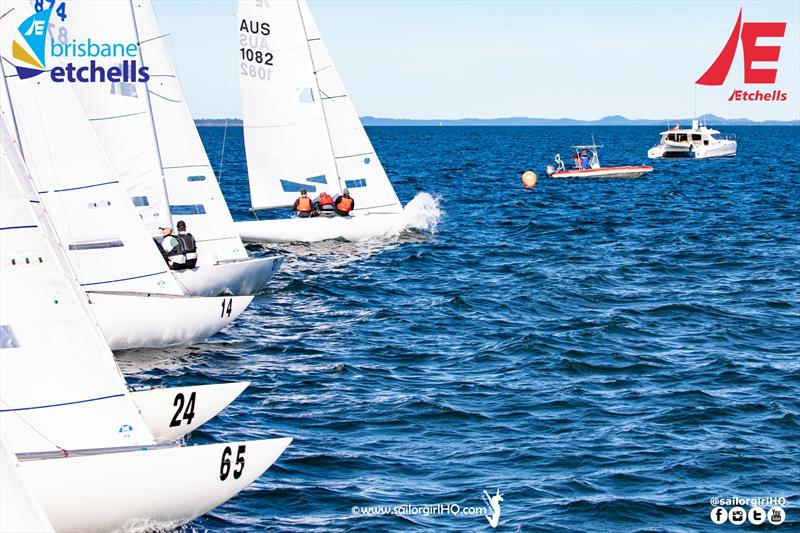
left=334, top=188, right=355, bottom=216
left=293, top=189, right=313, bottom=218
left=314, top=191, right=336, bottom=218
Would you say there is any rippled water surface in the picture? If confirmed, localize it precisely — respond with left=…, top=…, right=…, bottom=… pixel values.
left=116, top=126, right=800, bottom=531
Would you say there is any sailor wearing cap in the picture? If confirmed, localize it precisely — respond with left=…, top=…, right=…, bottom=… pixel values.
left=334, top=188, right=354, bottom=216
left=159, top=226, right=187, bottom=270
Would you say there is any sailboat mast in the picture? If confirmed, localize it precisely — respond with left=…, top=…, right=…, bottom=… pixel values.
left=0, top=58, right=25, bottom=160
left=295, top=0, right=343, bottom=194
left=128, top=0, right=173, bottom=228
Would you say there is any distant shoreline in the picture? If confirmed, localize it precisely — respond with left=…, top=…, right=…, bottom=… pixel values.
left=196, top=115, right=799, bottom=127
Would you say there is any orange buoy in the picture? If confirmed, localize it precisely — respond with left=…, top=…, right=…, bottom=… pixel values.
left=521, top=171, right=537, bottom=188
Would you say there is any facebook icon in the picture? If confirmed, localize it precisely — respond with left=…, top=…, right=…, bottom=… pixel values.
left=710, top=507, right=728, bottom=524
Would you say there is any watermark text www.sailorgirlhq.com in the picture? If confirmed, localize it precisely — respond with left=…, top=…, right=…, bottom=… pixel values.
left=352, top=503, right=487, bottom=517
left=351, top=489, right=505, bottom=528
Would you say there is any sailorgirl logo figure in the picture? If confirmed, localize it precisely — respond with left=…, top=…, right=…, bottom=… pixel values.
left=483, top=489, right=504, bottom=528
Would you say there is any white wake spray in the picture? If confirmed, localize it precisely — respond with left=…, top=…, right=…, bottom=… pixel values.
left=402, top=192, right=442, bottom=234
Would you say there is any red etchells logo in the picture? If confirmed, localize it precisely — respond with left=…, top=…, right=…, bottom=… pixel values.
left=696, top=8, right=788, bottom=102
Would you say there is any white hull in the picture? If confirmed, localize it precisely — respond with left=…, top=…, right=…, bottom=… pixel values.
left=648, top=121, right=737, bottom=159
left=89, top=292, right=253, bottom=350
left=17, top=438, right=291, bottom=532
left=236, top=212, right=406, bottom=243
left=648, top=142, right=737, bottom=159
left=173, top=256, right=283, bottom=296
left=1, top=442, right=54, bottom=533
left=551, top=166, right=654, bottom=179
left=131, top=382, right=250, bottom=442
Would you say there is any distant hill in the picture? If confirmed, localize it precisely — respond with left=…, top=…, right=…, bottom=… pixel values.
left=195, top=115, right=799, bottom=127
left=358, top=114, right=800, bottom=126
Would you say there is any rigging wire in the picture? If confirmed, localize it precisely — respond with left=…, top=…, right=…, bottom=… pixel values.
left=217, top=119, right=229, bottom=183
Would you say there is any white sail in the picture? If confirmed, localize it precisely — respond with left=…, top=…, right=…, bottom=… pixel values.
left=297, top=0, right=402, bottom=214
left=130, top=0, right=250, bottom=265
left=238, top=0, right=402, bottom=213
left=0, top=117, right=156, bottom=454
left=0, top=6, right=184, bottom=295
left=60, top=0, right=172, bottom=237
left=239, top=0, right=339, bottom=210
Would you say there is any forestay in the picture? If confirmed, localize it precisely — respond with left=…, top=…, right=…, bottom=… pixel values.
left=0, top=117, right=156, bottom=454
left=238, top=0, right=402, bottom=214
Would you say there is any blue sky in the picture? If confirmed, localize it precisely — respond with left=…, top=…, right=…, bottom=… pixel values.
left=153, top=0, right=799, bottom=121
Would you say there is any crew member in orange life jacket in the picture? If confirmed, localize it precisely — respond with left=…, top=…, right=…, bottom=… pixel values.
left=334, top=188, right=354, bottom=216
left=294, top=188, right=313, bottom=218
left=314, top=190, right=335, bottom=217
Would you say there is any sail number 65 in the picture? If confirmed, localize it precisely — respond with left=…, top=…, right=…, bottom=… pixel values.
left=220, top=445, right=246, bottom=481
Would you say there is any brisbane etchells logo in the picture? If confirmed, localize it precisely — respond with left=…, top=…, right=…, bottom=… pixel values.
left=7, top=0, right=149, bottom=83
left=10, top=0, right=66, bottom=79
left=696, top=8, right=788, bottom=102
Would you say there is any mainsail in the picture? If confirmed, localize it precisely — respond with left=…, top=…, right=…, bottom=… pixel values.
left=68, top=0, right=249, bottom=265
left=0, top=116, right=156, bottom=454
left=58, top=0, right=172, bottom=237
left=0, top=18, right=184, bottom=296
left=238, top=0, right=402, bottom=213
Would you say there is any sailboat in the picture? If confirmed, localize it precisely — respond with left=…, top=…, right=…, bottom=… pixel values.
left=0, top=3, right=259, bottom=349
left=1, top=115, right=257, bottom=443
left=235, top=0, right=411, bottom=243
left=0, top=114, right=291, bottom=531
left=65, top=0, right=282, bottom=297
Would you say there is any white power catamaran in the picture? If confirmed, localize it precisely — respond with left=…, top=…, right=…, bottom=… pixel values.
left=648, top=119, right=737, bottom=159
left=0, top=128, right=291, bottom=531
left=235, top=0, right=411, bottom=243
left=65, top=0, right=282, bottom=296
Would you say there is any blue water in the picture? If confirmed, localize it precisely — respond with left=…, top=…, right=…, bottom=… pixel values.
left=117, top=126, right=800, bottom=531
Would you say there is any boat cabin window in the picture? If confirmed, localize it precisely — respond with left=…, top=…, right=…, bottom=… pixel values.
left=668, top=133, right=689, bottom=142
left=711, top=133, right=725, bottom=140
left=692, top=134, right=702, bottom=141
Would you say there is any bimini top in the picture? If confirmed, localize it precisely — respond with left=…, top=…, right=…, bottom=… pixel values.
left=658, top=119, right=722, bottom=136
left=571, top=144, right=604, bottom=151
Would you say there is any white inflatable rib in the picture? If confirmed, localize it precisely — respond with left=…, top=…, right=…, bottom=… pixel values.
left=88, top=292, right=252, bottom=350
left=18, top=437, right=292, bottom=533
left=131, top=382, right=250, bottom=442
left=0, top=440, right=54, bottom=533
left=173, top=256, right=283, bottom=296
left=236, top=213, right=406, bottom=243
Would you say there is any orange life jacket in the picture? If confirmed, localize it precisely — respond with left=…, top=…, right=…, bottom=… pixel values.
left=318, top=193, right=333, bottom=206
left=337, top=196, right=353, bottom=213
left=296, top=196, right=312, bottom=212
